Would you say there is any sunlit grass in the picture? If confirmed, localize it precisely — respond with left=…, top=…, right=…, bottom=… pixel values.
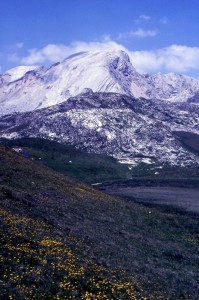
left=0, top=207, right=165, bottom=299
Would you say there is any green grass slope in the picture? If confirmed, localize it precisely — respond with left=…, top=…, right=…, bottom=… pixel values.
left=0, top=145, right=199, bottom=299
left=1, top=138, right=132, bottom=184
left=2, top=137, right=198, bottom=187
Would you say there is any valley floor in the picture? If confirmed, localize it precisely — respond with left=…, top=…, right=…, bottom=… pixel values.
left=100, top=185, right=199, bottom=214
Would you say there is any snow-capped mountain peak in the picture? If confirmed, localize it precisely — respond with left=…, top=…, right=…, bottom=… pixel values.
left=0, top=49, right=199, bottom=116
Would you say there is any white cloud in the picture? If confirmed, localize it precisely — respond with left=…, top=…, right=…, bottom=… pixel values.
left=129, top=28, right=157, bottom=38
left=12, top=39, right=199, bottom=76
left=129, top=45, right=199, bottom=74
left=21, top=45, right=68, bottom=64
left=20, top=38, right=126, bottom=65
left=139, top=14, right=151, bottom=21
left=118, top=28, right=157, bottom=39
left=134, top=14, right=151, bottom=23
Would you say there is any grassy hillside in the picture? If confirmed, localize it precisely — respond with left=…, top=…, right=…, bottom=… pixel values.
left=0, top=145, right=199, bottom=299
left=1, top=138, right=132, bottom=184
left=1, top=138, right=198, bottom=186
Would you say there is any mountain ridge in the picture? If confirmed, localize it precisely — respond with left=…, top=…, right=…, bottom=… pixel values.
left=0, top=91, right=198, bottom=166
left=1, top=49, right=199, bottom=116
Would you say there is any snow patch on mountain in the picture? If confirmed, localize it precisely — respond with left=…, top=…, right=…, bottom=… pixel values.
left=4, top=66, right=40, bottom=82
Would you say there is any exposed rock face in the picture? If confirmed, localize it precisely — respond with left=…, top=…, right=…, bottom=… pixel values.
left=0, top=92, right=198, bottom=166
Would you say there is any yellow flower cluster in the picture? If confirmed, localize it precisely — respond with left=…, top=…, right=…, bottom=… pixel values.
left=0, top=206, right=165, bottom=299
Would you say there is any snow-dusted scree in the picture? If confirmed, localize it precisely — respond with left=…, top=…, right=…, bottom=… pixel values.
left=0, top=91, right=198, bottom=166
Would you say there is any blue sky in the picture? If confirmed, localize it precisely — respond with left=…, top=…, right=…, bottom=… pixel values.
left=1, top=0, right=199, bottom=77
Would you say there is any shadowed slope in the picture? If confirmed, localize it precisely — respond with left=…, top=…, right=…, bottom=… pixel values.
left=0, top=145, right=198, bottom=299
left=1, top=137, right=132, bottom=184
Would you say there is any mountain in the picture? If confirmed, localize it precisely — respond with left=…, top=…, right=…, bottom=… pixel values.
left=1, top=49, right=199, bottom=116
left=0, top=92, right=198, bottom=166
left=0, top=49, right=199, bottom=166
left=1, top=144, right=199, bottom=299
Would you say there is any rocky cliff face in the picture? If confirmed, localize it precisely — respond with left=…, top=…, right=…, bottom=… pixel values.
left=0, top=92, right=198, bottom=166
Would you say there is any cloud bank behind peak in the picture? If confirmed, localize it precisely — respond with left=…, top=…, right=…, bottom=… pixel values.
left=8, top=39, right=199, bottom=77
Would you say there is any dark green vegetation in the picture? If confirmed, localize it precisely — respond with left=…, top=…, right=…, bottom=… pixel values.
left=1, top=138, right=132, bottom=184
left=0, top=143, right=199, bottom=299
left=1, top=137, right=199, bottom=185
